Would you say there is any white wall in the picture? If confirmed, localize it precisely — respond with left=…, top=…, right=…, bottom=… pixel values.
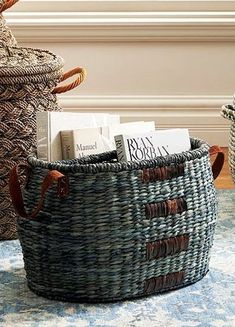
left=6, top=2, right=235, bottom=145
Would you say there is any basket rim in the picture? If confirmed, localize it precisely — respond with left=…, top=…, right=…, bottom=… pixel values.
left=28, top=138, right=210, bottom=173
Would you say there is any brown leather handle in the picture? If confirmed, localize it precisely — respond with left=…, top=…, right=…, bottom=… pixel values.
left=52, top=67, right=86, bottom=94
left=1, top=0, right=19, bottom=12
left=9, top=164, right=69, bottom=219
left=209, top=145, right=225, bottom=180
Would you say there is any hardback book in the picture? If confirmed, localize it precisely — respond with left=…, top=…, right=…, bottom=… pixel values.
left=61, top=127, right=106, bottom=160
left=61, top=121, right=156, bottom=160
left=114, top=129, right=191, bottom=162
left=36, top=112, right=120, bottom=161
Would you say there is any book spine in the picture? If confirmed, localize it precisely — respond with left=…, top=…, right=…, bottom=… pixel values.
left=36, top=113, right=49, bottom=161
left=114, top=135, right=128, bottom=161
left=61, top=130, right=75, bottom=160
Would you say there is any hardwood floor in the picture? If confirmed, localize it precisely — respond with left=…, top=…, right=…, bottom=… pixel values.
left=214, top=148, right=235, bottom=189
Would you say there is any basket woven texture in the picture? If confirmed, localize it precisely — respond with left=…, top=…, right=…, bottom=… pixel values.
left=0, top=0, right=19, bottom=46
left=221, top=104, right=235, bottom=183
left=0, top=45, right=86, bottom=240
left=9, top=139, right=224, bottom=302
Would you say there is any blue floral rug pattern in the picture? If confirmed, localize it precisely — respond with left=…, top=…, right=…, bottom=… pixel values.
left=0, top=190, right=234, bottom=327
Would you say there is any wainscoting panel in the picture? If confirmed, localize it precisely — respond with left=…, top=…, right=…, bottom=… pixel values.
left=6, top=8, right=234, bottom=145
left=59, top=95, right=230, bottom=145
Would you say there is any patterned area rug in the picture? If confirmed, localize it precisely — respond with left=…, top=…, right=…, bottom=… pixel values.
left=0, top=190, right=234, bottom=327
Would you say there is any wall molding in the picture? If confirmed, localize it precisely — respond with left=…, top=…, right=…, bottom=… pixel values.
left=10, top=1, right=235, bottom=13
left=58, top=95, right=231, bottom=110
left=6, top=11, right=235, bottom=42
left=58, top=95, right=231, bottom=145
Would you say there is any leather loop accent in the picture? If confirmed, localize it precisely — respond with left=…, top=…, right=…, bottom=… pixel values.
left=144, top=271, right=185, bottom=294
left=9, top=164, right=68, bottom=219
left=142, top=164, right=185, bottom=182
left=145, top=197, right=187, bottom=219
left=209, top=145, right=225, bottom=180
left=146, top=234, right=189, bottom=260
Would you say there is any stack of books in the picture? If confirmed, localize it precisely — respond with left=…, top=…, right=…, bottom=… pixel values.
left=36, top=112, right=191, bottom=162
left=36, top=112, right=120, bottom=161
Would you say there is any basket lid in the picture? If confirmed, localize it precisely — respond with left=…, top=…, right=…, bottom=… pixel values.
left=0, top=44, right=64, bottom=80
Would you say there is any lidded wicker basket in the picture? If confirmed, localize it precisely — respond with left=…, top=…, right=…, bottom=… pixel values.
left=221, top=103, right=235, bottom=182
left=0, top=0, right=19, bottom=46
left=9, top=139, right=224, bottom=302
left=0, top=44, right=86, bottom=240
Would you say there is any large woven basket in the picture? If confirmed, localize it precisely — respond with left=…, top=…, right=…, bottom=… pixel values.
left=221, top=104, right=235, bottom=183
left=0, top=0, right=19, bottom=46
left=9, top=139, right=224, bottom=302
left=0, top=44, right=86, bottom=240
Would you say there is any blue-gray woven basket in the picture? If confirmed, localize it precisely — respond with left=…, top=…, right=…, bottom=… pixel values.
left=9, top=138, right=224, bottom=302
left=221, top=104, right=235, bottom=183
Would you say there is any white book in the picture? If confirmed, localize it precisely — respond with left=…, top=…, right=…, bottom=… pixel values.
left=61, top=127, right=106, bottom=159
left=61, top=121, right=156, bottom=160
left=36, top=112, right=120, bottom=161
left=115, top=129, right=191, bottom=162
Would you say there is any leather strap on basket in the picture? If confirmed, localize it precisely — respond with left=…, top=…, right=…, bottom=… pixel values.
left=0, top=0, right=19, bottom=12
left=52, top=67, right=86, bottom=94
left=209, top=145, right=225, bottom=180
left=9, top=164, right=69, bottom=219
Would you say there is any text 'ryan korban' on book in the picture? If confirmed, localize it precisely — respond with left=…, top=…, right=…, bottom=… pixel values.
left=115, top=129, right=191, bottom=162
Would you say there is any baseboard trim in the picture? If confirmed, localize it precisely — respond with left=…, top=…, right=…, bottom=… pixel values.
left=59, top=95, right=231, bottom=146
left=58, top=95, right=231, bottom=110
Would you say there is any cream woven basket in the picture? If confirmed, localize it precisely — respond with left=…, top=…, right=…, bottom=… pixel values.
left=0, top=0, right=19, bottom=46
left=221, top=103, right=235, bottom=183
left=0, top=44, right=86, bottom=240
